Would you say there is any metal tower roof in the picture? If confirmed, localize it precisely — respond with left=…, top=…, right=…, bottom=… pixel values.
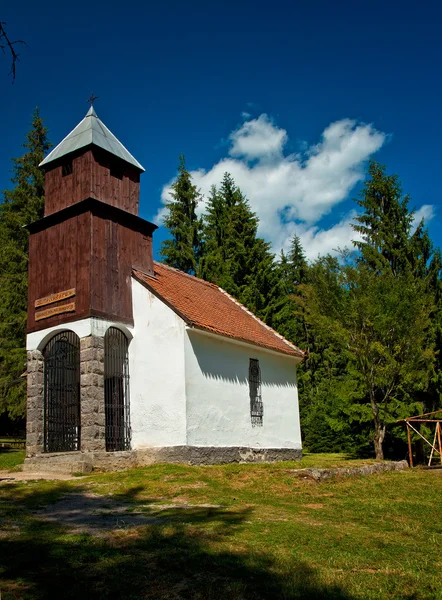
left=39, top=106, right=145, bottom=171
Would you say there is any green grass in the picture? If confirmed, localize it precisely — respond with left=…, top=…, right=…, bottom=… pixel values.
left=0, top=454, right=441, bottom=599
left=0, top=448, right=25, bottom=470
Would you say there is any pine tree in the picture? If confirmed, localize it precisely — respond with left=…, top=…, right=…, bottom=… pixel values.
left=295, top=252, right=436, bottom=459
left=352, top=160, right=441, bottom=452
left=224, top=184, right=268, bottom=306
left=198, top=184, right=231, bottom=287
left=353, top=160, right=413, bottom=276
left=344, top=265, right=434, bottom=459
left=268, top=235, right=309, bottom=344
left=288, top=233, right=308, bottom=286
left=0, top=108, right=51, bottom=421
left=409, top=219, right=434, bottom=279
left=198, top=172, right=276, bottom=318
left=160, top=155, right=201, bottom=274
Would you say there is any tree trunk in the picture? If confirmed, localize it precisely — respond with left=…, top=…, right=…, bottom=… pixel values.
left=373, top=426, right=386, bottom=460
left=370, top=390, right=386, bottom=459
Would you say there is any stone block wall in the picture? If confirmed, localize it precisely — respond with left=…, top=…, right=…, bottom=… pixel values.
left=80, top=335, right=105, bottom=452
left=26, top=349, right=44, bottom=456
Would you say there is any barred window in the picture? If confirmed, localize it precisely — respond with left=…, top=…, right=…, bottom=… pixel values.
left=249, top=358, right=263, bottom=426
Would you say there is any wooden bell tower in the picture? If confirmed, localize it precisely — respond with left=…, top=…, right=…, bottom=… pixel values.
left=27, top=106, right=157, bottom=334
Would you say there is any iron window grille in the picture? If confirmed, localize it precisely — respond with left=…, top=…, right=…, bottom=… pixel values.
left=249, top=358, right=263, bottom=426
left=43, top=330, right=81, bottom=452
left=104, top=327, right=131, bottom=451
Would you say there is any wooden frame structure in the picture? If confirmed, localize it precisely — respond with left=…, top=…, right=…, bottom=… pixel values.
left=398, top=410, right=442, bottom=467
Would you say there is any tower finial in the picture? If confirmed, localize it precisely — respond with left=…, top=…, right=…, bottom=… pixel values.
left=87, top=93, right=99, bottom=106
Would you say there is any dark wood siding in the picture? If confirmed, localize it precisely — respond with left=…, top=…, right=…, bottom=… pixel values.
left=44, top=151, right=92, bottom=216
left=89, top=214, right=153, bottom=324
left=27, top=212, right=92, bottom=332
left=44, top=148, right=140, bottom=217
left=90, top=148, right=140, bottom=215
left=27, top=202, right=155, bottom=333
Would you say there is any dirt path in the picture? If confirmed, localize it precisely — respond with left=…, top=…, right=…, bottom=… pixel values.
left=32, top=492, right=224, bottom=532
left=34, top=492, right=164, bottom=531
left=0, top=470, right=76, bottom=483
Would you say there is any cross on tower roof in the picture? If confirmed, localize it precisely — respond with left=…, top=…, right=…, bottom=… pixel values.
left=87, top=93, right=99, bottom=106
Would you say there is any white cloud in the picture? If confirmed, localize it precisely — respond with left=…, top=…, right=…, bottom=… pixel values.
left=412, top=204, right=435, bottom=230
left=228, top=114, right=287, bottom=161
left=297, top=211, right=363, bottom=260
left=159, top=114, right=389, bottom=259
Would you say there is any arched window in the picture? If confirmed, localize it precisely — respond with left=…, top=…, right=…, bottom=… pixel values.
left=43, top=330, right=80, bottom=452
left=104, top=327, right=130, bottom=451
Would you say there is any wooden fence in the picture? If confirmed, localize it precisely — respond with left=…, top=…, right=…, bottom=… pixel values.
left=0, top=440, right=26, bottom=449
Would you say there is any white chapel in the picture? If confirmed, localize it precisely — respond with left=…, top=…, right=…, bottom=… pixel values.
left=25, top=107, right=304, bottom=472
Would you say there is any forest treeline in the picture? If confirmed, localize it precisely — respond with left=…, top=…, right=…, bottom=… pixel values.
left=0, top=110, right=49, bottom=433
left=1, top=113, right=441, bottom=458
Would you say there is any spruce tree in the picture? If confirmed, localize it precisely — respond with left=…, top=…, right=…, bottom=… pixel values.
left=353, top=159, right=442, bottom=436
left=352, top=160, right=413, bottom=276
left=268, top=234, right=309, bottom=344
left=160, top=155, right=201, bottom=274
left=292, top=254, right=356, bottom=454
left=409, top=219, right=434, bottom=279
left=224, top=184, right=263, bottom=301
left=0, top=108, right=51, bottom=421
left=198, top=172, right=276, bottom=318
left=198, top=185, right=230, bottom=286
left=288, top=233, right=308, bottom=286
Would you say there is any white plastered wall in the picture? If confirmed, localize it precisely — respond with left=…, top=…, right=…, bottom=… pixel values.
left=26, top=317, right=129, bottom=351
left=129, top=277, right=187, bottom=448
left=185, top=329, right=302, bottom=449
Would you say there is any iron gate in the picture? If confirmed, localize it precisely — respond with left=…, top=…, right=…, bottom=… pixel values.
left=43, top=330, right=81, bottom=452
left=104, top=327, right=130, bottom=451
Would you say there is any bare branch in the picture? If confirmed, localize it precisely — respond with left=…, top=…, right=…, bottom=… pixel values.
left=0, top=22, right=27, bottom=83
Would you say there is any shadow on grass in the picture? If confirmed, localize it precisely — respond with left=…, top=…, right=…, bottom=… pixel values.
left=0, top=483, right=355, bottom=600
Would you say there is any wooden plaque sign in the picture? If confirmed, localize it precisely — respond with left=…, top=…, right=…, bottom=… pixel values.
left=35, top=302, right=76, bottom=322
left=35, top=288, right=76, bottom=308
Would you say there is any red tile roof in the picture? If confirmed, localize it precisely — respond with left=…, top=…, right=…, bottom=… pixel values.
left=133, top=262, right=305, bottom=360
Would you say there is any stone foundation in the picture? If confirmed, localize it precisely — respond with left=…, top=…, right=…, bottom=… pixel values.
left=23, top=446, right=303, bottom=473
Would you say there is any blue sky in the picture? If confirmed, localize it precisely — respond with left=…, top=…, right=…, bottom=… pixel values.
left=1, top=0, right=441, bottom=259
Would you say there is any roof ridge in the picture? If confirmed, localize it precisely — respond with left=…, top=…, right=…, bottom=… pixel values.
left=216, top=287, right=305, bottom=356
left=153, top=261, right=220, bottom=290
